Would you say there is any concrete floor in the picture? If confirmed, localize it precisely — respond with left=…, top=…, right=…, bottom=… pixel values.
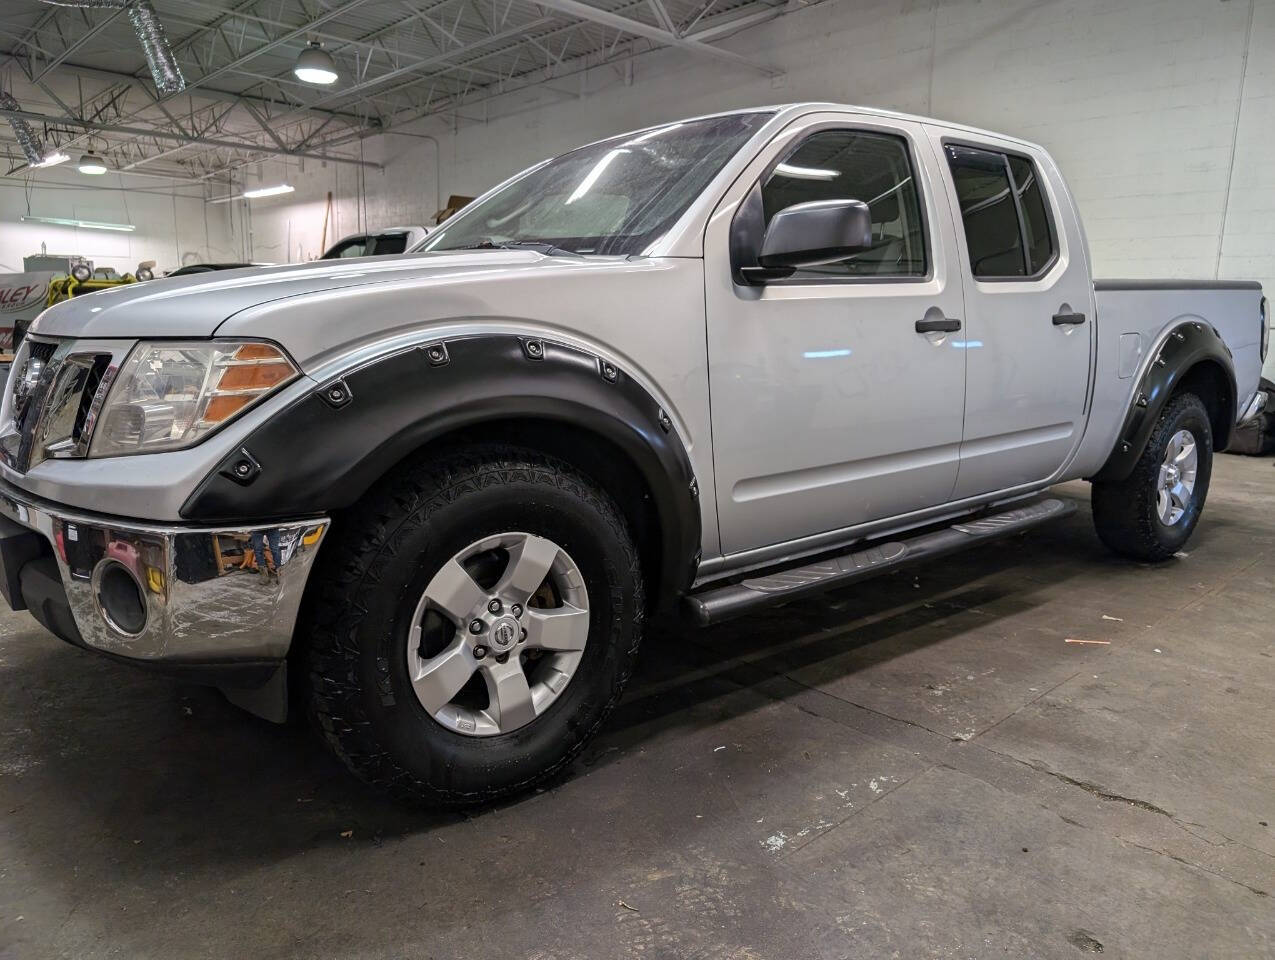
left=1, top=455, right=1272, bottom=960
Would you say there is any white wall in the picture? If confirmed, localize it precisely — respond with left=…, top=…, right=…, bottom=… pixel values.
left=230, top=0, right=1275, bottom=373
left=0, top=169, right=235, bottom=276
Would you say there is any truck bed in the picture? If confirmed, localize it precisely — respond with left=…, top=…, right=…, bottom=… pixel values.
left=1070, top=279, right=1266, bottom=477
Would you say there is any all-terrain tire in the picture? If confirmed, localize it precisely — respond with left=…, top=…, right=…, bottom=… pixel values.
left=300, top=444, right=644, bottom=806
left=1091, top=391, right=1214, bottom=562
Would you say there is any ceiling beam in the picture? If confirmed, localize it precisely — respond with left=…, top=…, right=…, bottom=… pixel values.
left=0, top=56, right=373, bottom=128
left=0, top=106, right=382, bottom=169
left=277, top=14, right=558, bottom=121
left=523, top=0, right=779, bottom=75
left=28, top=7, right=129, bottom=84
left=365, top=0, right=792, bottom=131
left=173, top=0, right=379, bottom=97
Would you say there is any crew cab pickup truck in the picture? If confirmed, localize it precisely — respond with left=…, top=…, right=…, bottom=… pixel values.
left=0, top=104, right=1267, bottom=805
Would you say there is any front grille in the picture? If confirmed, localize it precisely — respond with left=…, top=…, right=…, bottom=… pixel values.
left=12, top=339, right=57, bottom=435
left=1, top=338, right=119, bottom=472
left=27, top=340, right=57, bottom=364
left=73, top=358, right=108, bottom=441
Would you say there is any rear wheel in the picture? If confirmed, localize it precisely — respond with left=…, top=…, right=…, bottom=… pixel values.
left=302, top=445, right=644, bottom=805
left=1091, top=391, right=1213, bottom=561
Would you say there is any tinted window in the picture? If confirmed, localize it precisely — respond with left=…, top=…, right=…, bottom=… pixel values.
left=945, top=145, right=1023, bottom=277
left=1007, top=156, right=1055, bottom=274
left=371, top=233, right=409, bottom=255
left=760, top=130, right=926, bottom=277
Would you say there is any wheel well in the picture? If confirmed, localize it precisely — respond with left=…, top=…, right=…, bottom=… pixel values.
left=1175, top=360, right=1234, bottom=448
left=358, top=417, right=666, bottom=600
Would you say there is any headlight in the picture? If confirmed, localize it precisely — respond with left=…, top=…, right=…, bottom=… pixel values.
left=88, top=340, right=298, bottom=457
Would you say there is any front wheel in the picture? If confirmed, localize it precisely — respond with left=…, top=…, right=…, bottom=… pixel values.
left=1091, top=391, right=1214, bottom=562
left=302, top=446, right=644, bottom=805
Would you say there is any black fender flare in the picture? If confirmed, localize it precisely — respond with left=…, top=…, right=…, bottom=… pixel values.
left=181, top=334, right=702, bottom=597
left=1091, top=319, right=1236, bottom=483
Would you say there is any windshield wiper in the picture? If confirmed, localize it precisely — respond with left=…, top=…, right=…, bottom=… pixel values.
left=455, top=239, right=582, bottom=257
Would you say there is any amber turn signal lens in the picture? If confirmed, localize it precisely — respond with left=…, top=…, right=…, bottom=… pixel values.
left=203, top=393, right=254, bottom=423
left=235, top=343, right=285, bottom=361
left=218, top=361, right=294, bottom=391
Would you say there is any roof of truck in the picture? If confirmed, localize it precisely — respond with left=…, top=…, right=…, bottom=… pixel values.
left=610, top=102, right=1042, bottom=152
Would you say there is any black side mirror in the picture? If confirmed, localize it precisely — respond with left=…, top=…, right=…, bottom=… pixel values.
left=758, top=199, right=873, bottom=271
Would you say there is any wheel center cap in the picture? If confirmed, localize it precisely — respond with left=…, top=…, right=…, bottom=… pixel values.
left=490, top=616, right=519, bottom=649
left=1166, top=465, right=1179, bottom=485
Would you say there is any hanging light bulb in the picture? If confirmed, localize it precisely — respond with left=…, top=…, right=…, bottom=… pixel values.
left=294, top=42, right=338, bottom=85
left=78, top=151, right=108, bottom=175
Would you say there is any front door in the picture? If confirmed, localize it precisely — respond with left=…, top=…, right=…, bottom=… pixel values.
left=705, top=113, right=969, bottom=557
left=927, top=129, right=1095, bottom=498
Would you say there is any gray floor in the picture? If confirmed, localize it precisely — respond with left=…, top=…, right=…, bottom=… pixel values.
left=1, top=455, right=1272, bottom=960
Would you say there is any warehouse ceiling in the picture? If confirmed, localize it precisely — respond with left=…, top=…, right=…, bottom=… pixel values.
left=0, top=0, right=803, bottom=185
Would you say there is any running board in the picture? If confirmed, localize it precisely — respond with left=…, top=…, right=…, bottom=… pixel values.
left=684, top=498, right=1076, bottom=626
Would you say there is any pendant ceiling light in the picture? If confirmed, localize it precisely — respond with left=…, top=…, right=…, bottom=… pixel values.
left=78, top=152, right=108, bottom=175
left=294, top=41, right=338, bottom=85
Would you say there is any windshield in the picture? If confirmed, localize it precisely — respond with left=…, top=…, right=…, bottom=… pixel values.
left=418, top=112, right=772, bottom=257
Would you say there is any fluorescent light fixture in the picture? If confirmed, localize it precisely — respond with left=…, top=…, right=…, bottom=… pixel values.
left=35, top=152, right=70, bottom=168
left=242, top=184, right=295, bottom=199
left=294, top=42, right=338, bottom=85
left=78, top=152, right=108, bottom=175
left=21, top=215, right=135, bottom=232
left=566, top=149, right=625, bottom=204
left=774, top=162, right=840, bottom=181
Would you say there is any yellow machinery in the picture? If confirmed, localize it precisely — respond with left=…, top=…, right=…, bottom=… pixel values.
left=45, top=260, right=156, bottom=307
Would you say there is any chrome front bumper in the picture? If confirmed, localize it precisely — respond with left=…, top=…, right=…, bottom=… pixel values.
left=0, top=479, right=327, bottom=663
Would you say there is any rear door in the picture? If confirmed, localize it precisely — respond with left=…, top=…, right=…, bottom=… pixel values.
left=705, top=112, right=969, bottom=557
left=925, top=129, right=1095, bottom=497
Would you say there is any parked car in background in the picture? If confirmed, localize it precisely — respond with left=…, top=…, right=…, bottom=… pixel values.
left=320, top=226, right=429, bottom=259
left=167, top=263, right=272, bottom=277
left=0, top=104, right=1267, bottom=806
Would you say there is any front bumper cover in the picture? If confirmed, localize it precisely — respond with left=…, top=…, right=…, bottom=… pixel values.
left=0, top=478, right=327, bottom=666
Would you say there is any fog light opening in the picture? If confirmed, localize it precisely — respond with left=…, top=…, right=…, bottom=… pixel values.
left=94, top=561, right=148, bottom=637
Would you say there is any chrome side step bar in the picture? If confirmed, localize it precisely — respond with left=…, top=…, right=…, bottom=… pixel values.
left=684, top=498, right=1076, bottom=626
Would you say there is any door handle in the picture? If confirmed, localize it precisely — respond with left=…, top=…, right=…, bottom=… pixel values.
left=1052, top=312, right=1086, bottom=325
left=916, top=317, right=962, bottom=333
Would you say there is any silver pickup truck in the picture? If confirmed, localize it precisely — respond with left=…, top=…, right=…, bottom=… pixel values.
left=0, top=103, right=1267, bottom=804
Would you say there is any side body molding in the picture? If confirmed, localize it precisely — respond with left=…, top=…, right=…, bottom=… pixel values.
left=181, top=334, right=702, bottom=596
left=1091, top=320, right=1237, bottom=483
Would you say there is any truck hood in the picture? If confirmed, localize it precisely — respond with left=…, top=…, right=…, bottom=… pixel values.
left=29, top=250, right=558, bottom=340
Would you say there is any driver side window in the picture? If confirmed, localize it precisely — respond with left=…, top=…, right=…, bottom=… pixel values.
left=759, top=129, right=927, bottom=278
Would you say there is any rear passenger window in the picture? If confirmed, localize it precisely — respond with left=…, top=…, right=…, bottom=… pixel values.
left=945, top=144, right=1057, bottom=279
left=760, top=129, right=927, bottom=278
left=1007, top=156, right=1054, bottom=274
